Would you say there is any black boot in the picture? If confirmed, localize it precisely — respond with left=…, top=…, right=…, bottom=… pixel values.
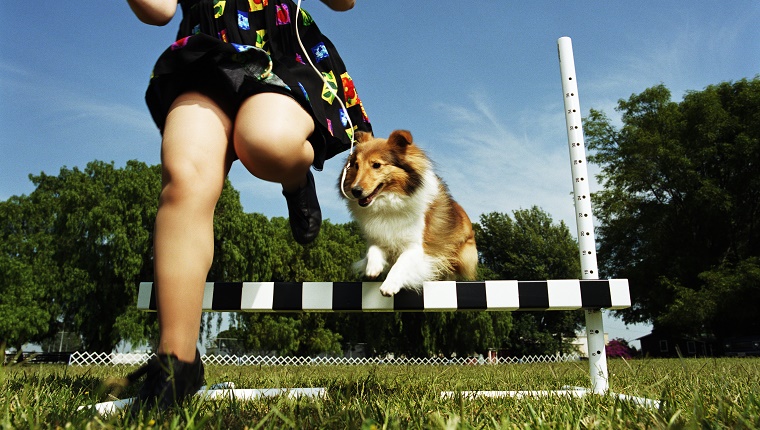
left=283, top=170, right=322, bottom=244
left=127, top=349, right=205, bottom=415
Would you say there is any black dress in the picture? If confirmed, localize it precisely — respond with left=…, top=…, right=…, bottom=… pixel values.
left=145, top=0, right=371, bottom=169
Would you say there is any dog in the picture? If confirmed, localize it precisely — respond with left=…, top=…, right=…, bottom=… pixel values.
left=339, top=130, right=478, bottom=296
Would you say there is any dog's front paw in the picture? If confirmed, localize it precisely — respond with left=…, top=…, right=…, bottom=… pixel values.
left=364, top=246, right=386, bottom=279
left=353, top=257, right=384, bottom=279
left=365, top=259, right=385, bottom=279
left=379, top=281, right=402, bottom=297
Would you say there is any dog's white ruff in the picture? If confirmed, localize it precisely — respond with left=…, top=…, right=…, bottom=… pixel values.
left=348, top=169, right=447, bottom=295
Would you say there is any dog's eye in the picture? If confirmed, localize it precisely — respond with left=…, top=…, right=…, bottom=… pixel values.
left=372, top=162, right=381, bottom=169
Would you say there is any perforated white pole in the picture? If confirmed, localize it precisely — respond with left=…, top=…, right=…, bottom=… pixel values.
left=558, top=36, right=608, bottom=394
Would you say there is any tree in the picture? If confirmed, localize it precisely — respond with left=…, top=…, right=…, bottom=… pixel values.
left=605, top=338, right=635, bottom=359
left=475, top=207, right=583, bottom=355
left=39, top=331, right=83, bottom=353
left=0, top=162, right=160, bottom=351
left=31, top=161, right=162, bottom=351
left=584, top=77, right=760, bottom=339
left=0, top=253, right=51, bottom=352
left=226, top=216, right=514, bottom=358
left=0, top=189, right=64, bottom=351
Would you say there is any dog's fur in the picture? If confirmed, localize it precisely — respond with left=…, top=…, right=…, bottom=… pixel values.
left=339, top=130, right=478, bottom=296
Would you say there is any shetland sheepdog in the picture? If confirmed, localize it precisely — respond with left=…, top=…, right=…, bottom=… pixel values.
left=339, top=130, right=478, bottom=296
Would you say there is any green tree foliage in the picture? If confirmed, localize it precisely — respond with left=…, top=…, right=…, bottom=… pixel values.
left=1, top=189, right=59, bottom=351
left=476, top=207, right=583, bottom=355
left=584, top=77, right=760, bottom=338
left=210, top=185, right=275, bottom=283
left=2, top=159, right=583, bottom=357
left=228, top=218, right=365, bottom=356
left=0, top=161, right=162, bottom=351
left=0, top=159, right=291, bottom=352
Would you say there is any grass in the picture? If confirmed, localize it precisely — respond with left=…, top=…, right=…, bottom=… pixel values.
left=1, top=358, right=759, bottom=429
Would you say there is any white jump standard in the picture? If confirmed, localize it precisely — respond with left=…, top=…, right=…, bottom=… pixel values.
left=441, top=36, right=658, bottom=408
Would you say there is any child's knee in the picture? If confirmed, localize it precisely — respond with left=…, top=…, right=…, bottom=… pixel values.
left=160, top=162, right=223, bottom=207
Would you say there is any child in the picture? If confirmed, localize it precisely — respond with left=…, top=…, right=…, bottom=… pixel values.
left=125, top=0, right=371, bottom=411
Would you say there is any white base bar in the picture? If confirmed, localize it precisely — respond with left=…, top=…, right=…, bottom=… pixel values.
left=78, top=384, right=326, bottom=415
left=198, top=387, right=327, bottom=401
left=80, top=398, right=133, bottom=416
left=441, top=386, right=660, bottom=408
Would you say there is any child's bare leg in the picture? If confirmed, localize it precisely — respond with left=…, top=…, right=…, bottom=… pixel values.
left=234, top=93, right=319, bottom=243
left=233, top=93, right=315, bottom=192
left=154, top=91, right=233, bottom=363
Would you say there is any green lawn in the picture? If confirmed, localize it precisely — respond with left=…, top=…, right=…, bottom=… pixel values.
left=2, top=358, right=759, bottom=429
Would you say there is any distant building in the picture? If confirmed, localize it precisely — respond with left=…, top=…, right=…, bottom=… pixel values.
left=568, top=332, right=609, bottom=358
left=723, top=336, right=760, bottom=357
left=638, top=332, right=716, bottom=357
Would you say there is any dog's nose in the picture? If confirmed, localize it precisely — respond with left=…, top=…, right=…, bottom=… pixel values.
left=351, top=186, right=364, bottom=198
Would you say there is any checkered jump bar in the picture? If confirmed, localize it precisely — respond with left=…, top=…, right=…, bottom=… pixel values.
left=137, top=279, right=630, bottom=312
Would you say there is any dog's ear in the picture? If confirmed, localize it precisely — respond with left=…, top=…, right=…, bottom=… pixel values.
left=355, top=131, right=374, bottom=143
left=387, top=130, right=413, bottom=149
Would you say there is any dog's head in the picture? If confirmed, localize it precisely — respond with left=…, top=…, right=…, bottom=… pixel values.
left=339, top=130, right=429, bottom=207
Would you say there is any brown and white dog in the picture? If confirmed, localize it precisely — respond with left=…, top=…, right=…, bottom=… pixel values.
left=339, top=130, right=478, bottom=296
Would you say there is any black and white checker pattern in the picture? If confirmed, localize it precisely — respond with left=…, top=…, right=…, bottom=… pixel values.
left=137, top=279, right=630, bottom=312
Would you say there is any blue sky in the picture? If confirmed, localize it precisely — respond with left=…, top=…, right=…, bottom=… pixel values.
left=1, top=1, right=758, bottom=348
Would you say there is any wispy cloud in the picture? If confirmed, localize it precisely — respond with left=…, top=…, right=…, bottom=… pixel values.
left=423, top=92, right=581, bottom=230
left=583, top=10, right=757, bottom=117
left=0, top=61, right=29, bottom=76
left=0, top=61, right=156, bottom=136
left=45, top=97, right=156, bottom=135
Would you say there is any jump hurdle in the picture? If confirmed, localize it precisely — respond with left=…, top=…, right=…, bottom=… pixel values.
left=91, top=37, right=657, bottom=414
left=133, top=279, right=654, bottom=408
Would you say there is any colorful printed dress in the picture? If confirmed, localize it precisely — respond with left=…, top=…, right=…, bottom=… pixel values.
left=145, top=0, right=371, bottom=170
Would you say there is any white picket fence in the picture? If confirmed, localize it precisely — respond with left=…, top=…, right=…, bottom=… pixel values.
left=68, top=351, right=581, bottom=367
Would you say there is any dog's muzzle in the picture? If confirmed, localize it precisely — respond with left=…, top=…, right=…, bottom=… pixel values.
left=351, top=184, right=383, bottom=207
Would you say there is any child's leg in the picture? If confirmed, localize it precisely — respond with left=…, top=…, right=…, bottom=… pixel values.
left=154, top=91, right=234, bottom=363
left=233, top=93, right=315, bottom=192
